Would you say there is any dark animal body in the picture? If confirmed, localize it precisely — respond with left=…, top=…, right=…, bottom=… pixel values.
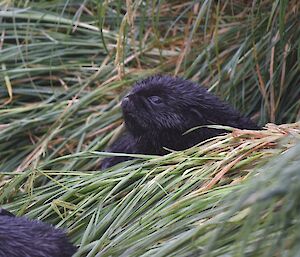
left=101, top=75, right=259, bottom=169
left=0, top=209, right=76, bottom=257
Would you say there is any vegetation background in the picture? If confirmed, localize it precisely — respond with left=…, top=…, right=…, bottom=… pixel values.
left=0, top=1, right=299, bottom=256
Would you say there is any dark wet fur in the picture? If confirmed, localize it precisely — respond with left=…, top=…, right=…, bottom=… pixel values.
left=0, top=209, right=76, bottom=257
left=0, top=208, right=15, bottom=217
left=101, top=75, right=259, bottom=169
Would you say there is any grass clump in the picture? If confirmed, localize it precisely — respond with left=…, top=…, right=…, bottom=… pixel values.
left=1, top=123, right=300, bottom=256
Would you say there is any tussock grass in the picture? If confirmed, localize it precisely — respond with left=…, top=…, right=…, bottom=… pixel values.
left=1, top=123, right=299, bottom=256
left=0, top=0, right=299, bottom=256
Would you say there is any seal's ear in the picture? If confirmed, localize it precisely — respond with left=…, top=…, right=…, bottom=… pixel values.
left=0, top=208, right=15, bottom=217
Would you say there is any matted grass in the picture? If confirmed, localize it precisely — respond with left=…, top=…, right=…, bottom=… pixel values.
left=1, top=123, right=300, bottom=256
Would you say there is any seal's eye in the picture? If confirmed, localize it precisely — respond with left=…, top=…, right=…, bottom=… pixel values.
left=148, top=95, right=162, bottom=105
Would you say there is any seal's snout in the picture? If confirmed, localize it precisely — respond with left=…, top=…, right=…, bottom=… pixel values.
left=121, top=94, right=134, bottom=111
left=121, top=95, right=130, bottom=107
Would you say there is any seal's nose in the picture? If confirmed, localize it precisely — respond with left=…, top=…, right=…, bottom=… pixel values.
left=121, top=95, right=131, bottom=109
